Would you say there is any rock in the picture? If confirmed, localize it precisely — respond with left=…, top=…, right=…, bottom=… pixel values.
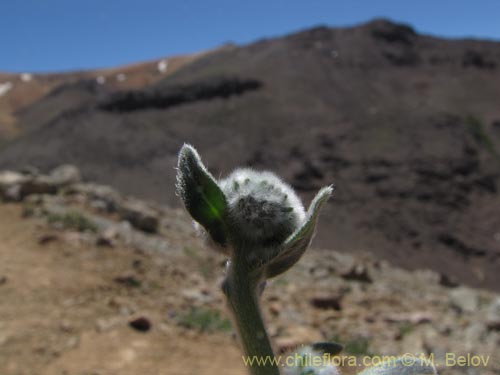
left=439, top=272, right=460, bottom=288
left=3, top=185, right=22, bottom=201
left=49, top=165, right=81, bottom=186
left=384, top=312, right=433, bottom=324
left=449, top=287, right=479, bottom=313
left=310, top=293, right=343, bottom=311
left=341, top=264, right=373, bottom=283
left=99, top=76, right=262, bottom=112
left=309, top=265, right=332, bottom=279
left=486, top=297, right=500, bottom=331
left=269, top=302, right=282, bottom=316
left=62, top=231, right=96, bottom=246
left=107, top=296, right=137, bottom=316
left=66, top=183, right=122, bottom=213
left=65, top=336, right=79, bottom=350
left=129, top=316, right=151, bottom=332
left=59, top=320, right=73, bottom=333
left=0, top=171, right=28, bottom=187
left=96, top=227, right=119, bottom=247
left=464, top=322, right=487, bottom=349
left=38, top=233, right=59, bottom=245
left=19, top=176, right=58, bottom=198
left=119, top=200, right=159, bottom=233
left=400, top=331, right=426, bottom=353
left=0, top=332, right=10, bottom=347
left=0, top=171, right=29, bottom=201
left=114, top=274, right=142, bottom=288
left=0, top=276, right=7, bottom=285
left=181, top=288, right=215, bottom=304
left=95, top=316, right=121, bottom=332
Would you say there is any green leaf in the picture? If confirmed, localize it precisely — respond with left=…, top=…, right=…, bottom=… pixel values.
left=176, top=144, right=228, bottom=246
left=357, top=357, right=438, bottom=375
left=265, top=185, right=333, bottom=278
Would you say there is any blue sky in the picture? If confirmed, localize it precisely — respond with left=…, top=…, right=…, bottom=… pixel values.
left=3, top=0, right=500, bottom=73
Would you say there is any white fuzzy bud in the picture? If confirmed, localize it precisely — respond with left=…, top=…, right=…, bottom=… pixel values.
left=219, top=168, right=306, bottom=246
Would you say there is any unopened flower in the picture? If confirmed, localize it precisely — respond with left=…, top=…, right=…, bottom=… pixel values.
left=176, top=144, right=333, bottom=279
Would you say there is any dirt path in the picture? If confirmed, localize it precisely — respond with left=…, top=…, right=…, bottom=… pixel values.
left=0, top=203, right=246, bottom=375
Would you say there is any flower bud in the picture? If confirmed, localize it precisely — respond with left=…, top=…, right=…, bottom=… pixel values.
left=220, top=168, right=305, bottom=247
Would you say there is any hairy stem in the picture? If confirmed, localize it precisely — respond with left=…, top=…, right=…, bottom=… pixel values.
left=223, top=254, right=280, bottom=375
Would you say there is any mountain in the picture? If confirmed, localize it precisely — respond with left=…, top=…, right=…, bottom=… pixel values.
left=0, top=19, right=499, bottom=290
left=0, top=53, right=203, bottom=138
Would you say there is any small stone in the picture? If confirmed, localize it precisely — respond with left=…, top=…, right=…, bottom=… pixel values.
left=365, top=315, right=376, bottom=323
left=59, top=321, right=73, bottom=333
left=384, top=312, right=433, bottom=324
left=464, top=322, right=487, bottom=349
left=158, top=322, right=174, bottom=335
left=0, top=276, right=7, bottom=285
left=309, top=265, right=331, bottom=279
left=38, top=233, right=59, bottom=245
left=129, top=316, right=151, bottom=332
left=439, top=272, right=460, bottom=288
left=3, top=185, right=22, bottom=201
left=0, top=332, right=9, bottom=346
left=269, top=302, right=282, bottom=316
left=449, top=287, right=479, bottom=313
left=0, top=171, right=29, bottom=201
left=119, top=200, right=159, bottom=233
left=486, top=297, right=500, bottom=331
left=96, top=227, right=118, bottom=247
left=180, top=288, right=215, bottom=304
left=95, top=317, right=121, bottom=332
left=19, top=176, right=58, bottom=199
left=340, top=264, right=373, bottom=283
left=114, top=274, right=142, bottom=288
left=49, top=165, right=81, bottom=186
left=65, top=336, right=79, bottom=349
left=310, top=293, right=343, bottom=311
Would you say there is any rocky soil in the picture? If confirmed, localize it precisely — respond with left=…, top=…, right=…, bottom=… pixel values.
left=0, top=166, right=499, bottom=374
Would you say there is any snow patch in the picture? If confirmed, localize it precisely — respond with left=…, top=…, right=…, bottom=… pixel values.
left=116, top=73, right=126, bottom=82
left=0, top=82, right=13, bottom=96
left=157, top=59, right=168, bottom=73
left=20, top=73, right=32, bottom=82
left=96, top=76, right=106, bottom=84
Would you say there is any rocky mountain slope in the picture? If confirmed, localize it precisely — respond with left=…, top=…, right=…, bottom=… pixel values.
left=0, top=52, right=203, bottom=138
left=0, top=19, right=499, bottom=290
left=0, top=166, right=499, bottom=374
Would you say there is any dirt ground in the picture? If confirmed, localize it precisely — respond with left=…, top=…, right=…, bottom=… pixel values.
left=0, top=203, right=246, bottom=375
left=1, top=194, right=499, bottom=375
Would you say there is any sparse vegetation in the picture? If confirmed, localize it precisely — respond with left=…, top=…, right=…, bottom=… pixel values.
left=21, top=204, right=36, bottom=218
left=46, top=211, right=98, bottom=232
left=272, top=277, right=289, bottom=287
left=397, top=322, right=415, bottom=338
left=466, top=115, right=500, bottom=161
left=178, top=307, right=232, bottom=333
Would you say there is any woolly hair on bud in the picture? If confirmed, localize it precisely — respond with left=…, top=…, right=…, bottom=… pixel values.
left=219, top=168, right=306, bottom=246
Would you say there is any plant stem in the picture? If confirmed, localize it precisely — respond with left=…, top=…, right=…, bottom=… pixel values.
left=223, top=254, right=280, bottom=375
